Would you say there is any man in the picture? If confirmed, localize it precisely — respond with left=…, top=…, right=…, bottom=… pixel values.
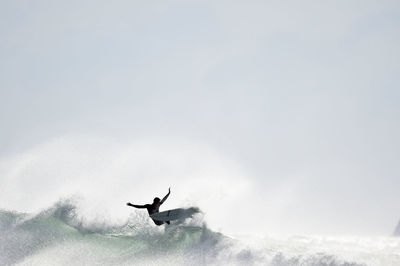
left=126, top=187, right=171, bottom=225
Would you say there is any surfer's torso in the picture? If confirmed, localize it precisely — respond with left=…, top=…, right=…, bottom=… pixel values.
left=144, top=203, right=164, bottom=225
left=144, top=203, right=161, bottom=215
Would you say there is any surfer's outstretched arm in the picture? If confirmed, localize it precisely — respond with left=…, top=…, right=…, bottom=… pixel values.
left=126, top=202, right=148, bottom=208
left=160, top=187, right=171, bottom=204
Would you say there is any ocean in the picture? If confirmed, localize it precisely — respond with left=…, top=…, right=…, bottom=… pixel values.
left=1, top=200, right=399, bottom=266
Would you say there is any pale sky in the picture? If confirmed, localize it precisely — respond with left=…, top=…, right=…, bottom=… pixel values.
left=0, top=0, right=399, bottom=236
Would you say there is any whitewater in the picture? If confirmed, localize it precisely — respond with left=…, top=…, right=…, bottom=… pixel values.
left=1, top=200, right=399, bottom=266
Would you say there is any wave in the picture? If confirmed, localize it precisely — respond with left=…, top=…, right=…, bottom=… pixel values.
left=1, top=200, right=399, bottom=266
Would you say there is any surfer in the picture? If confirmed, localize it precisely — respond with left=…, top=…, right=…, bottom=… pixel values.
left=126, top=187, right=171, bottom=225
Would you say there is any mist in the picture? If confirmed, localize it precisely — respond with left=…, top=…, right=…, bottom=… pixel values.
left=1, top=0, right=400, bottom=236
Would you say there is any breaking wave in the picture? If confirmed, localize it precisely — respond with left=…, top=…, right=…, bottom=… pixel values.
left=1, top=200, right=399, bottom=266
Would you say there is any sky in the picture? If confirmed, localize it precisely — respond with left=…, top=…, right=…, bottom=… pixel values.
left=0, top=0, right=399, bottom=236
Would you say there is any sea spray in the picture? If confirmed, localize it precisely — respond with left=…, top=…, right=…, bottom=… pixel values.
left=1, top=199, right=399, bottom=266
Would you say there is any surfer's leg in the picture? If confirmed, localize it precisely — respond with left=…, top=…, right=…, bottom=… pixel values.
left=152, top=219, right=164, bottom=226
left=166, top=221, right=170, bottom=225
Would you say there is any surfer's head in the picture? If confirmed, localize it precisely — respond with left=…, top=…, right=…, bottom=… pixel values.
left=153, top=197, right=160, bottom=204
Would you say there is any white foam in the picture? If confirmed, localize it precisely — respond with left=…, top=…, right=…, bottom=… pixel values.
left=1, top=200, right=400, bottom=266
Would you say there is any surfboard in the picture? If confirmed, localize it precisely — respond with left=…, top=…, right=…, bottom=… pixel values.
left=150, top=207, right=199, bottom=222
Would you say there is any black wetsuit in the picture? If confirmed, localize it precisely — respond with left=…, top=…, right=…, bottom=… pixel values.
left=142, top=202, right=164, bottom=225
left=127, top=190, right=171, bottom=225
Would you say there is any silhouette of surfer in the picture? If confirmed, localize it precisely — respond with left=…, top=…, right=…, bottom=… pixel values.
left=126, top=188, right=171, bottom=225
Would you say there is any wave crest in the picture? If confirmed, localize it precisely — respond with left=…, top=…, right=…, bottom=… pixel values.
left=0, top=200, right=396, bottom=266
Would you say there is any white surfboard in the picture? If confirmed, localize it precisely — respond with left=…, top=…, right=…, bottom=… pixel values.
left=150, top=207, right=199, bottom=222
